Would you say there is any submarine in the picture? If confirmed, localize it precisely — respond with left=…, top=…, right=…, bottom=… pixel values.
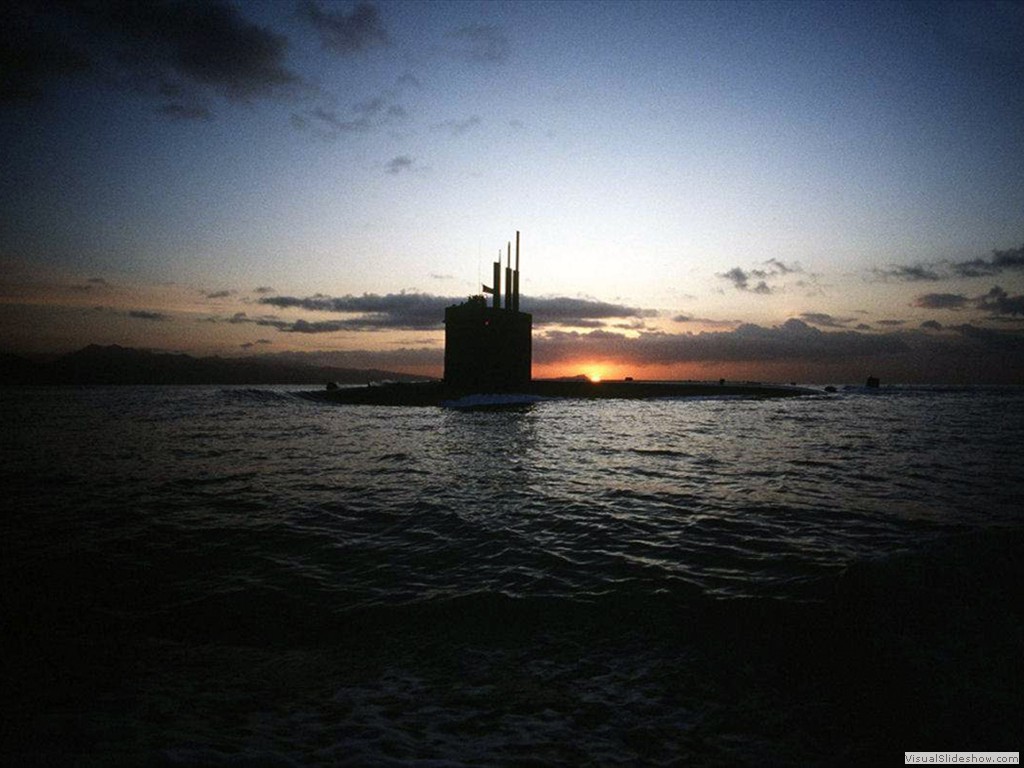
left=303, top=232, right=819, bottom=407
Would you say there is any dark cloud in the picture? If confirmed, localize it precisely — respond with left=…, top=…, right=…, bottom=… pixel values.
left=448, top=24, right=509, bottom=64
left=297, top=1, right=388, bottom=55
left=205, top=289, right=233, bottom=299
left=254, top=292, right=653, bottom=333
left=190, top=299, right=1024, bottom=382
left=259, top=291, right=449, bottom=330
left=874, top=244, right=1024, bottom=282
left=875, top=319, right=906, bottom=327
left=914, top=292, right=969, bottom=310
left=212, top=317, right=1024, bottom=382
left=914, top=285, right=1024, bottom=316
left=672, top=314, right=692, bottom=323
left=285, top=319, right=352, bottom=334
left=0, top=1, right=92, bottom=102
left=948, top=324, right=1024, bottom=350
left=129, top=309, right=169, bottom=321
left=239, top=338, right=272, bottom=348
left=432, top=115, right=481, bottom=136
left=526, top=296, right=654, bottom=326
left=260, top=347, right=443, bottom=371
left=720, top=267, right=772, bottom=294
left=952, top=245, right=1024, bottom=277
left=3, top=0, right=297, bottom=111
left=534, top=319, right=910, bottom=366
left=253, top=286, right=274, bottom=294
left=718, top=259, right=801, bottom=294
left=526, top=319, right=1024, bottom=383
left=385, top=155, right=414, bottom=174
left=975, top=286, right=1024, bottom=316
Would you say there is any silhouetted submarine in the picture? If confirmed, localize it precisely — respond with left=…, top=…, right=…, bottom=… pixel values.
left=304, top=232, right=819, bottom=407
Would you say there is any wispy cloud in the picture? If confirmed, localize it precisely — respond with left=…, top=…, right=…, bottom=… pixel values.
left=129, top=309, right=170, bottom=322
left=798, top=312, right=855, bottom=328
left=432, top=115, right=482, bottom=136
left=871, top=264, right=943, bottom=282
left=672, top=315, right=740, bottom=328
left=300, top=96, right=407, bottom=138
left=70, top=277, right=112, bottom=293
left=297, top=1, right=389, bottom=55
left=157, top=103, right=212, bottom=121
left=448, top=24, right=509, bottom=64
left=385, top=155, right=415, bottom=174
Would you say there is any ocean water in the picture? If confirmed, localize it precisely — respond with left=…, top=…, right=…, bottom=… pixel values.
left=2, top=384, right=1022, bottom=766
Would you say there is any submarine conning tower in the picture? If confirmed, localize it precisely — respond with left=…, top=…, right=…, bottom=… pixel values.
left=444, top=230, right=532, bottom=392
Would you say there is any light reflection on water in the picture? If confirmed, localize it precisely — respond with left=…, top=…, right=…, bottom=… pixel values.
left=4, top=385, right=1022, bottom=602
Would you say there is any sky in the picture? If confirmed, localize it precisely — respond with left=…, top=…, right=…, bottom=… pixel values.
left=2, top=0, right=1023, bottom=383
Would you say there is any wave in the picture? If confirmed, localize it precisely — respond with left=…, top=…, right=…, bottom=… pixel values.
left=7, top=527, right=1021, bottom=766
left=217, top=387, right=303, bottom=404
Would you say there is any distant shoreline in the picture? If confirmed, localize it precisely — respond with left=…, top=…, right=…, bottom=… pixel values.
left=0, top=345, right=430, bottom=387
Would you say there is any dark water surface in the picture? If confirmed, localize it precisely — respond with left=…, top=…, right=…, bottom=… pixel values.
left=3, top=385, right=1022, bottom=765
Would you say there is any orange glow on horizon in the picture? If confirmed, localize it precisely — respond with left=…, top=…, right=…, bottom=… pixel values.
left=531, top=361, right=692, bottom=382
left=529, top=360, right=794, bottom=383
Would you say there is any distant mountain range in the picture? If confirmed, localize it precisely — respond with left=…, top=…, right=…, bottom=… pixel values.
left=0, top=345, right=432, bottom=386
